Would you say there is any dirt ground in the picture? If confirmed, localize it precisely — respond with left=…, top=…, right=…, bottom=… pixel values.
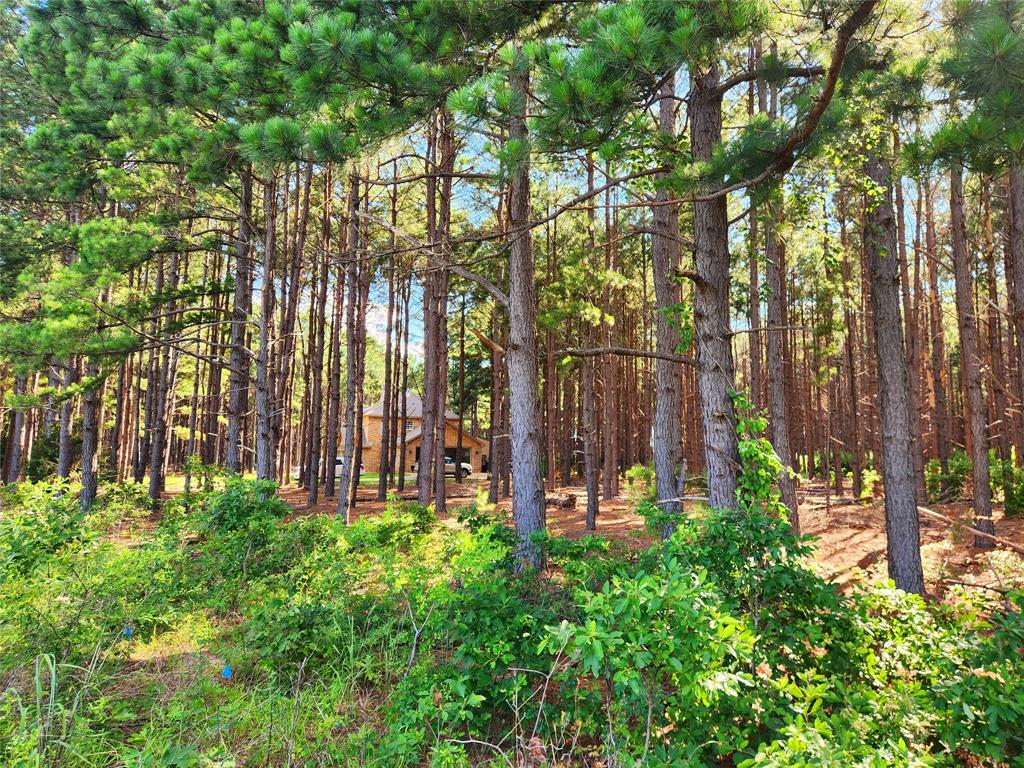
left=278, top=478, right=1024, bottom=597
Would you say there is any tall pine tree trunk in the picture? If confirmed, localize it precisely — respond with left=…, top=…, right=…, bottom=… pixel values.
left=507, top=53, right=546, bottom=566
left=337, top=173, right=361, bottom=520
left=254, top=177, right=278, bottom=481
left=456, top=295, right=467, bottom=484
left=651, top=75, right=683, bottom=537
left=601, top=177, right=619, bottom=500
left=893, top=142, right=926, bottom=500
left=430, top=116, right=454, bottom=513
left=377, top=178, right=398, bottom=500
left=581, top=157, right=600, bottom=526
left=149, top=251, right=179, bottom=502
left=397, top=278, right=410, bottom=492
left=226, top=169, right=253, bottom=473
left=950, top=163, right=994, bottom=546
left=57, top=362, right=75, bottom=479
left=925, top=179, right=952, bottom=491
left=80, top=361, right=101, bottom=511
left=275, top=163, right=313, bottom=482
left=864, top=149, right=924, bottom=594
left=765, top=190, right=799, bottom=527
left=981, top=178, right=1010, bottom=462
left=689, top=64, right=739, bottom=509
left=349, top=205, right=372, bottom=511
left=325, top=255, right=344, bottom=497
left=418, top=123, right=441, bottom=506
left=307, top=169, right=332, bottom=506
left=1008, top=168, right=1024, bottom=460
left=4, top=375, right=26, bottom=484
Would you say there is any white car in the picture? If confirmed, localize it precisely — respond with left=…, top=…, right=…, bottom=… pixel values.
left=411, top=456, right=473, bottom=480
left=292, top=457, right=363, bottom=481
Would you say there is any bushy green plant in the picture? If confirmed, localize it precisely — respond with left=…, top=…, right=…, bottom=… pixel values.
left=453, top=491, right=516, bottom=562
left=544, top=559, right=753, bottom=766
left=925, top=449, right=971, bottom=503
left=0, top=479, right=85, bottom=576
left=198, top=476, right=289, bottom=532
left=387, top=495, right=437, bottom=534
left=623, top=463, right=655, bottom=504
left=991, top=454, right=1024, bottom=516
left=860, top=466, right=882, bottom=499
left=23, top=429, right=61, bottom=482
left=933, top=591, right=1024, bottom=762
left=535, top=530, right=625, bottom=587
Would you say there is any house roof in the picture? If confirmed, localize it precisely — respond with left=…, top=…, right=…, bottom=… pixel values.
left=364, top=390, right=458, bottom=420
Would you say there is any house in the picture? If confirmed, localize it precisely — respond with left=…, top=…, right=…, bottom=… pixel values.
left=361, top=391, right=489, bottom=475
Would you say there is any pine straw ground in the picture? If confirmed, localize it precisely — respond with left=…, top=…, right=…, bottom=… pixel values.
left=276, top=478, right=1024, bottom=599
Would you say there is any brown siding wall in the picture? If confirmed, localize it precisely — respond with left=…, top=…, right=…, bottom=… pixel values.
left=360, top=415, right=488, bottom=475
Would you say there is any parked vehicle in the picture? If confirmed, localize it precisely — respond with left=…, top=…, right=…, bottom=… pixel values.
left=411, top=455, right=473, bottom=480
left=292, top=457, right=363, bottom=481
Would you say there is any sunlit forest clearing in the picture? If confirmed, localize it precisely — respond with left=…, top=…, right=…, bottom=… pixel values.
left=2, top=0, right=1024, bottom=765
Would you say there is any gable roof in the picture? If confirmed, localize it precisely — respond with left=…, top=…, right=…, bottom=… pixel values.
left=364, top=390, right=458, bottom=420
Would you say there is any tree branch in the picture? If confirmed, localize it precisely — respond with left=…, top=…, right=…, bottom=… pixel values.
left=559, top=346, right=696, bottom=366
left=353, top=210, right=509, bottom=307
left=715, top=64, right=825, bottom=97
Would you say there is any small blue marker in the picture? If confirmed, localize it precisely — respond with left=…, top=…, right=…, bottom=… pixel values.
left=122, top=625, right=133, bottom=639
left=222, top=663, right=232, bottom=680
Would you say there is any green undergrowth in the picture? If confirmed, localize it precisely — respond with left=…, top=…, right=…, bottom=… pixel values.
left=1, top=420, right=1023, bottom=767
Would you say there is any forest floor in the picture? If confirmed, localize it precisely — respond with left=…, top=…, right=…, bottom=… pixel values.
left=276, top=477, right=1024, bottom=598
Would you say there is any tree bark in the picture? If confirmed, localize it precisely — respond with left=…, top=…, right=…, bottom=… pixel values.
left=254, top=177, right=278, bottom=481
left=377, top=173, right=398, bottom=500
left=601, top=176, right=619, bottom=500
left=925, top=179, right=952, bottom=491
left=1008, top=168, right=1024, bottom=461
left=689, top=64, right=739, bottom=509
left=397, top=277, right=410, bottom=492
left=148, top=250, right=179, bottom=502
left=418, top=122, right=441, bottom=507
left=892, top=141, right=926, bottom=501
left=507, top=54, right=546, bottom=567
left=765, top=190, right=799, bottom=528
left=864, top=149, right=924, bottom=594
left=226, top=168, right=253, bottom=473
left=324, top=253, right=344, bottom=497
left=349, top=192, right=373, bottom=511
left=950, top=163, right=995, bottom=547
left=307, top=169, right=332, bottom=505
left=80, top=361, right=101, bottom=511
left=981, top=178, right=1010, bottom=462
left=337, top=173, right=361, bottom=520
left=456, top=295, right=466, bottom=484
left=4, top=374, right=26, bottom=484
left=651, top=75, right=683, bottom=537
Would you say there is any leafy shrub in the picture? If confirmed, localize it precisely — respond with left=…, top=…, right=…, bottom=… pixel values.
left=623, top=463, right=655, bottom=504
left=0, top=479, right=85, bottom=576
left=0, top=530, right=192, bottom=668
left=453, top=491, right=516, bottom=561
left=23, top=428, right=61, bottom=482
left=991, top=454, right=1024, bottom=516
left=860, top=466, right=882, bottom=498
left=198, top=476, right=289, bottom=532
left=388, top=496, right=437, bottom=534
left=934, top=591, right=1024, bottom=762
left=536, top=530, right=624, bottom=587
left=544, top=559, right=753, bottom=766
left=926, top=448, right=971, bottom=503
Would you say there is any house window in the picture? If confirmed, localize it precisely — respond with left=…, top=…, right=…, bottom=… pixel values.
left=405, top=420, right=414, bottom=432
